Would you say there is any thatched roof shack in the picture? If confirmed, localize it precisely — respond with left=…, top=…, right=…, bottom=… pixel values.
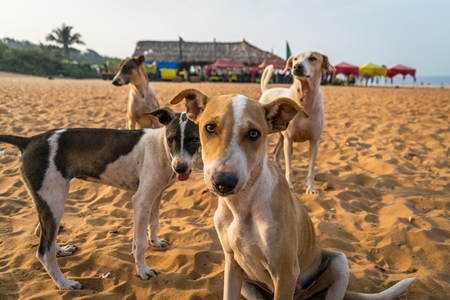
left=133, top=39, right=283, bottom=67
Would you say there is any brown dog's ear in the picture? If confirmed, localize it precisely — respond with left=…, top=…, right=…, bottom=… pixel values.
left=170, top=89, right=210, bottom=122
left=144, top=107, right=175, bottom=125
left=137, top=55, right=146, bottom=64
left=263, top=97, right=308, bottom=133
left=281, top=55, right=294, bottom=75
left=321, top=54, right=335, bottom=73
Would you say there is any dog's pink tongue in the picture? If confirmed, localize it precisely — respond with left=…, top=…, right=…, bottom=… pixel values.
left=176, top=172, right=191, bottom=181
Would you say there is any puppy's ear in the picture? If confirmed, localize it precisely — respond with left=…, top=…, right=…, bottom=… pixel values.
left=145, top=107, right=175, bottom=125
left=281, top=56, right=294, bottom=75
left=321, top=54, right=335, bottom=73
left=170, top=89, right=210, bottom=122
left=263, top=97, right=307, bottom=133
left=137, top=55, right=146, bottom=65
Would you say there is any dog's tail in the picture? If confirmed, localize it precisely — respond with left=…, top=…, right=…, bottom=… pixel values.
left=0, top=134, right=30, bottom=153
left=260, top=65, right=274, bottom=93
left=344, top=277, right=416, bottom=300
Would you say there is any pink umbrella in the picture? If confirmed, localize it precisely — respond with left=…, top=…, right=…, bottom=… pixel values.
left=387, top=64, right=416, bottom=81
left=333, top=62, right=359, bottom=76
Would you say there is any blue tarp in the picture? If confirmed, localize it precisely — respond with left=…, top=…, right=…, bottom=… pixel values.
left=145, top=61, right=179, bottom=77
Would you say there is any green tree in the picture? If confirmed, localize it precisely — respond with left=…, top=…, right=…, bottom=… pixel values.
left=39, top=42, right=63, bottom=60
left=45, top=23, right=85, bottom=60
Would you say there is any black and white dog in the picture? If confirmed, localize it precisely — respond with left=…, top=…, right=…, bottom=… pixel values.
left=0, top=107, right=200, bottom=290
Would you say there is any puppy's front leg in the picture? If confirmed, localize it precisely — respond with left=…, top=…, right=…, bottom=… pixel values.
left=127, top=118, right=136, bottom=130
left=306, top=139, right=319, bottom=194
left=132, top=191, right=158, bottom=280
left=223, top=255, right=244, bottom=300
left=283, top=136, right=295, bottom=190
left=273, top=274, right=297, bottom=300
left=149, top=193, right=168, bottom=248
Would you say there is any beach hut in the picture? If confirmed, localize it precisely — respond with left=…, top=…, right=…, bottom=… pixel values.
left=387, top=64, right=416, bottom=82
left=359, top=63, right=387, bottom=76
left=133, top=39, right=282, bottom=67
left=333, top=62, right=359, bottom=76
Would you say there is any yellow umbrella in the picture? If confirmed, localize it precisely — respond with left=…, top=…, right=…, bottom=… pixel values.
left=359, top=63, right=387, bottom=76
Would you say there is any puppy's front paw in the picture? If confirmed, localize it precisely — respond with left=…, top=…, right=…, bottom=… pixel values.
left=306, top=187, right=318, bottom=194
left=58, top=279, right=83, bottom=290
left=138, top=267, right=159, bottom=280
left=151, top=238, right=169, bottom=248
left=56, top=245, right=77, bottom=257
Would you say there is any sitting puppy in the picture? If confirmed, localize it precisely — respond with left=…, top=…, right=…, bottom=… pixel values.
left=0, top=108, right=200, bottom=290
left=171, top=89, right=415, bottom=300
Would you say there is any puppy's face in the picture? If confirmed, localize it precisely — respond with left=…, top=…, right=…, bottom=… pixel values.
left=197, top=95, right=269, bottom=196
left=170, top=89, right=305, bottom=196
left=112, top=55, right=145, bottom=86
left=283, top=51, right=335, bottom=79
left=148, top=108, right=200, bottom=181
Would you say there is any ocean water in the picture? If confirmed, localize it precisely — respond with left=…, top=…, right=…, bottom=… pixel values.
left=391, top=75, right=450, bottom=86
left=336, top=75, right=450, bottom=86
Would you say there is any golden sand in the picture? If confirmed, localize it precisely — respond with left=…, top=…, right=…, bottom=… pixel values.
left=0, top=73, right=449, bottom=299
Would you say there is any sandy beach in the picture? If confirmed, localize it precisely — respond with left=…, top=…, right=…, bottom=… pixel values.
left=0, top=72, right=449, bottom=299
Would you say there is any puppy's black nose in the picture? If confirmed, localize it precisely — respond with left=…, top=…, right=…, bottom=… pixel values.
left=174, top=163, right=189, bottom=174
left=293, top=64, right=306, bottom=76
left=212, top=172, right=238, bottom=195
left=112, top=80, right=120, bottom=86
left=294, top=64, right=304, bottom=71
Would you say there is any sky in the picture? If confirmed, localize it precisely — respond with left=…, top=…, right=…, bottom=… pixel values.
left=2, top=0, right=450, bottom=76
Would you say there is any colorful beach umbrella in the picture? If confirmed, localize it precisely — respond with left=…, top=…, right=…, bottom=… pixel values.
left=359, top=63, right=387, bottom=76
left=211, top=59, right=245, bottom=69
left=333, top=62, right=359, bottom=76
left=387, top=64, right=416, bottom=81
left=258, top=59, right=286, bottom=69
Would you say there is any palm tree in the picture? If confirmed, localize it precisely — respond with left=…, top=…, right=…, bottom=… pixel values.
left=39, top=42, right=63, bottom=59
left=45, top=23, right=85, bottom=60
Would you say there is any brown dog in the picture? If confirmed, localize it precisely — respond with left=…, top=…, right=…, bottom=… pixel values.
left=112, top=55, right=160, bottom=129
left=171, top=88, right=415, bottom=300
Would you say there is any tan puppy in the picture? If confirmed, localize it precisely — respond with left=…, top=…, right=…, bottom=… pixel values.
left=171, top=88, right=415, bottom=300
left=260, top=51, right=335, bottom=193
left=112, top=55, right=160, bottom=129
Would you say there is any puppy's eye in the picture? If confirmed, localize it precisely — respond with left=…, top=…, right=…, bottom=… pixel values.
left=248, top=130, right=260, bottom=140
left=167, top=137, right=174, bottom=143
left=190, top=138, right=199, bottom=143
left=205, top=124, right=216, bottom=134
left=308, top=56, right=317, bottom=62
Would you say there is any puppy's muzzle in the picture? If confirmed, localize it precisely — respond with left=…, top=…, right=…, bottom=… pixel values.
left=293, top=64, right=310, bottom=78
left=212, top=172, right=238, bottom=196
left=174, top=162, right=192, bottom=181
left=112, top=78, right=126, bottom=86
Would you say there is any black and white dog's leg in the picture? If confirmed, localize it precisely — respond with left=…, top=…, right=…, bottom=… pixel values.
left=132, top=187, right=159, bottom=280
left=32, top=182, right=82, bottom=290
left=148, top=193, right=168, bottom=248
left=34, top=223, right=76, bottom=257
